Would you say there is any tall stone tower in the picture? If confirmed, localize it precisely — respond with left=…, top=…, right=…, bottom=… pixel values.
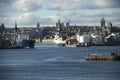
left=0, top=23, right=5, bottom=34
left=101, top=18, right=105, bottom=27
left=108, top=21, right=112, bottom=28
left=37, top=23, right=40, bottom=28
left=66, top=21, right=70, bottom=30
left=56, top=19, right=62, bottom=31
left=15, top=22, right=18, bottom=32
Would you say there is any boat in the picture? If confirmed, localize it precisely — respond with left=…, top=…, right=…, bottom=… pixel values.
left=76, top=34, right=91, bottom=47
left=15, top=33, right=35, bottom=48
left=0, top=33, right=35, bottom=49
left=85, top=50, right=120, bottom=60
left=53, top=33, right=66, bottom=46
left=64, top=38, right=78, bottom=47
left=15, top=39, right=35, bottom=48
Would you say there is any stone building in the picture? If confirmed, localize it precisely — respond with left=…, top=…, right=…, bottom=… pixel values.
left=0, top=23, right=5, bottom=34
left=100, top=18, right=111, bottom=36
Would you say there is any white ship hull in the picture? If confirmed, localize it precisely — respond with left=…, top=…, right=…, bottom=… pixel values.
left=54, top=38, right=66, bottom=46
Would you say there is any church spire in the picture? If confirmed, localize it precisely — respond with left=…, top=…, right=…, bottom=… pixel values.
left=101, top=18, right=105, bottom=27
left=15, top=22, right=18, bottom=32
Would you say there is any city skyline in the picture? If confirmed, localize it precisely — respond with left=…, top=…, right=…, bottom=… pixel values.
left=0, top=0, right=120, bottom=27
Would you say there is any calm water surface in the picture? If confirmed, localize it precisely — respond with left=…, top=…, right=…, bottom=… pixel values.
left=0, top=44, right=120, bottom=80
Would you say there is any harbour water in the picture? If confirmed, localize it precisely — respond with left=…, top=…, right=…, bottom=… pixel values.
left=0, top=44, right=120, bottom=80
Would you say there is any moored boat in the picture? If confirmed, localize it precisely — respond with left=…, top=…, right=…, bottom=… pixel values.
left=15, top=33, right=35, bottom=48
left=53, top=33, right=66, bottom=46
left=76, top=34, right=91, bottom=47
left=85, top=50, right=120, bottom=60
left=64, top=38, right=78, bottom=47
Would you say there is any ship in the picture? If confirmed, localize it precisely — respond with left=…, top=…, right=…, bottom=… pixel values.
left=0, top=33, right=35, bottom=49
left=15, top=33, right=35, bottom=48
left=76, top=34, right=91, bottom=47
left=64, top=38, right=78, bottom=47
left=53, top=33, right=66, bottom=46
left=85, top=50, right=120, bottom=60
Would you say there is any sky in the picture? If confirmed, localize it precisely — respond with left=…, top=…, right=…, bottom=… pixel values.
left=0, top=0, right=120, bottom=27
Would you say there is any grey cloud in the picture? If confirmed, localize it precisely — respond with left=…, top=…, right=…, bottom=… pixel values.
left=55, top=9, right=120, bottom=26
left=0, top=17, right=16, bottom=27
left=0, top=0, right=13, bottom=8
left=47, top=0, right=120, bottom=10
left=94, top=0, right=120, bottom=9
left=12, top=0, right=43, bottom=12
left=16, top=13, right=54, bottom=26
left=0, top=0, right=120, bottom=27
left=0, top=0, right=15, bottom=18
left=0, top=0, right=12, bottom=4
left=0, top=12, right=55, bottom=27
